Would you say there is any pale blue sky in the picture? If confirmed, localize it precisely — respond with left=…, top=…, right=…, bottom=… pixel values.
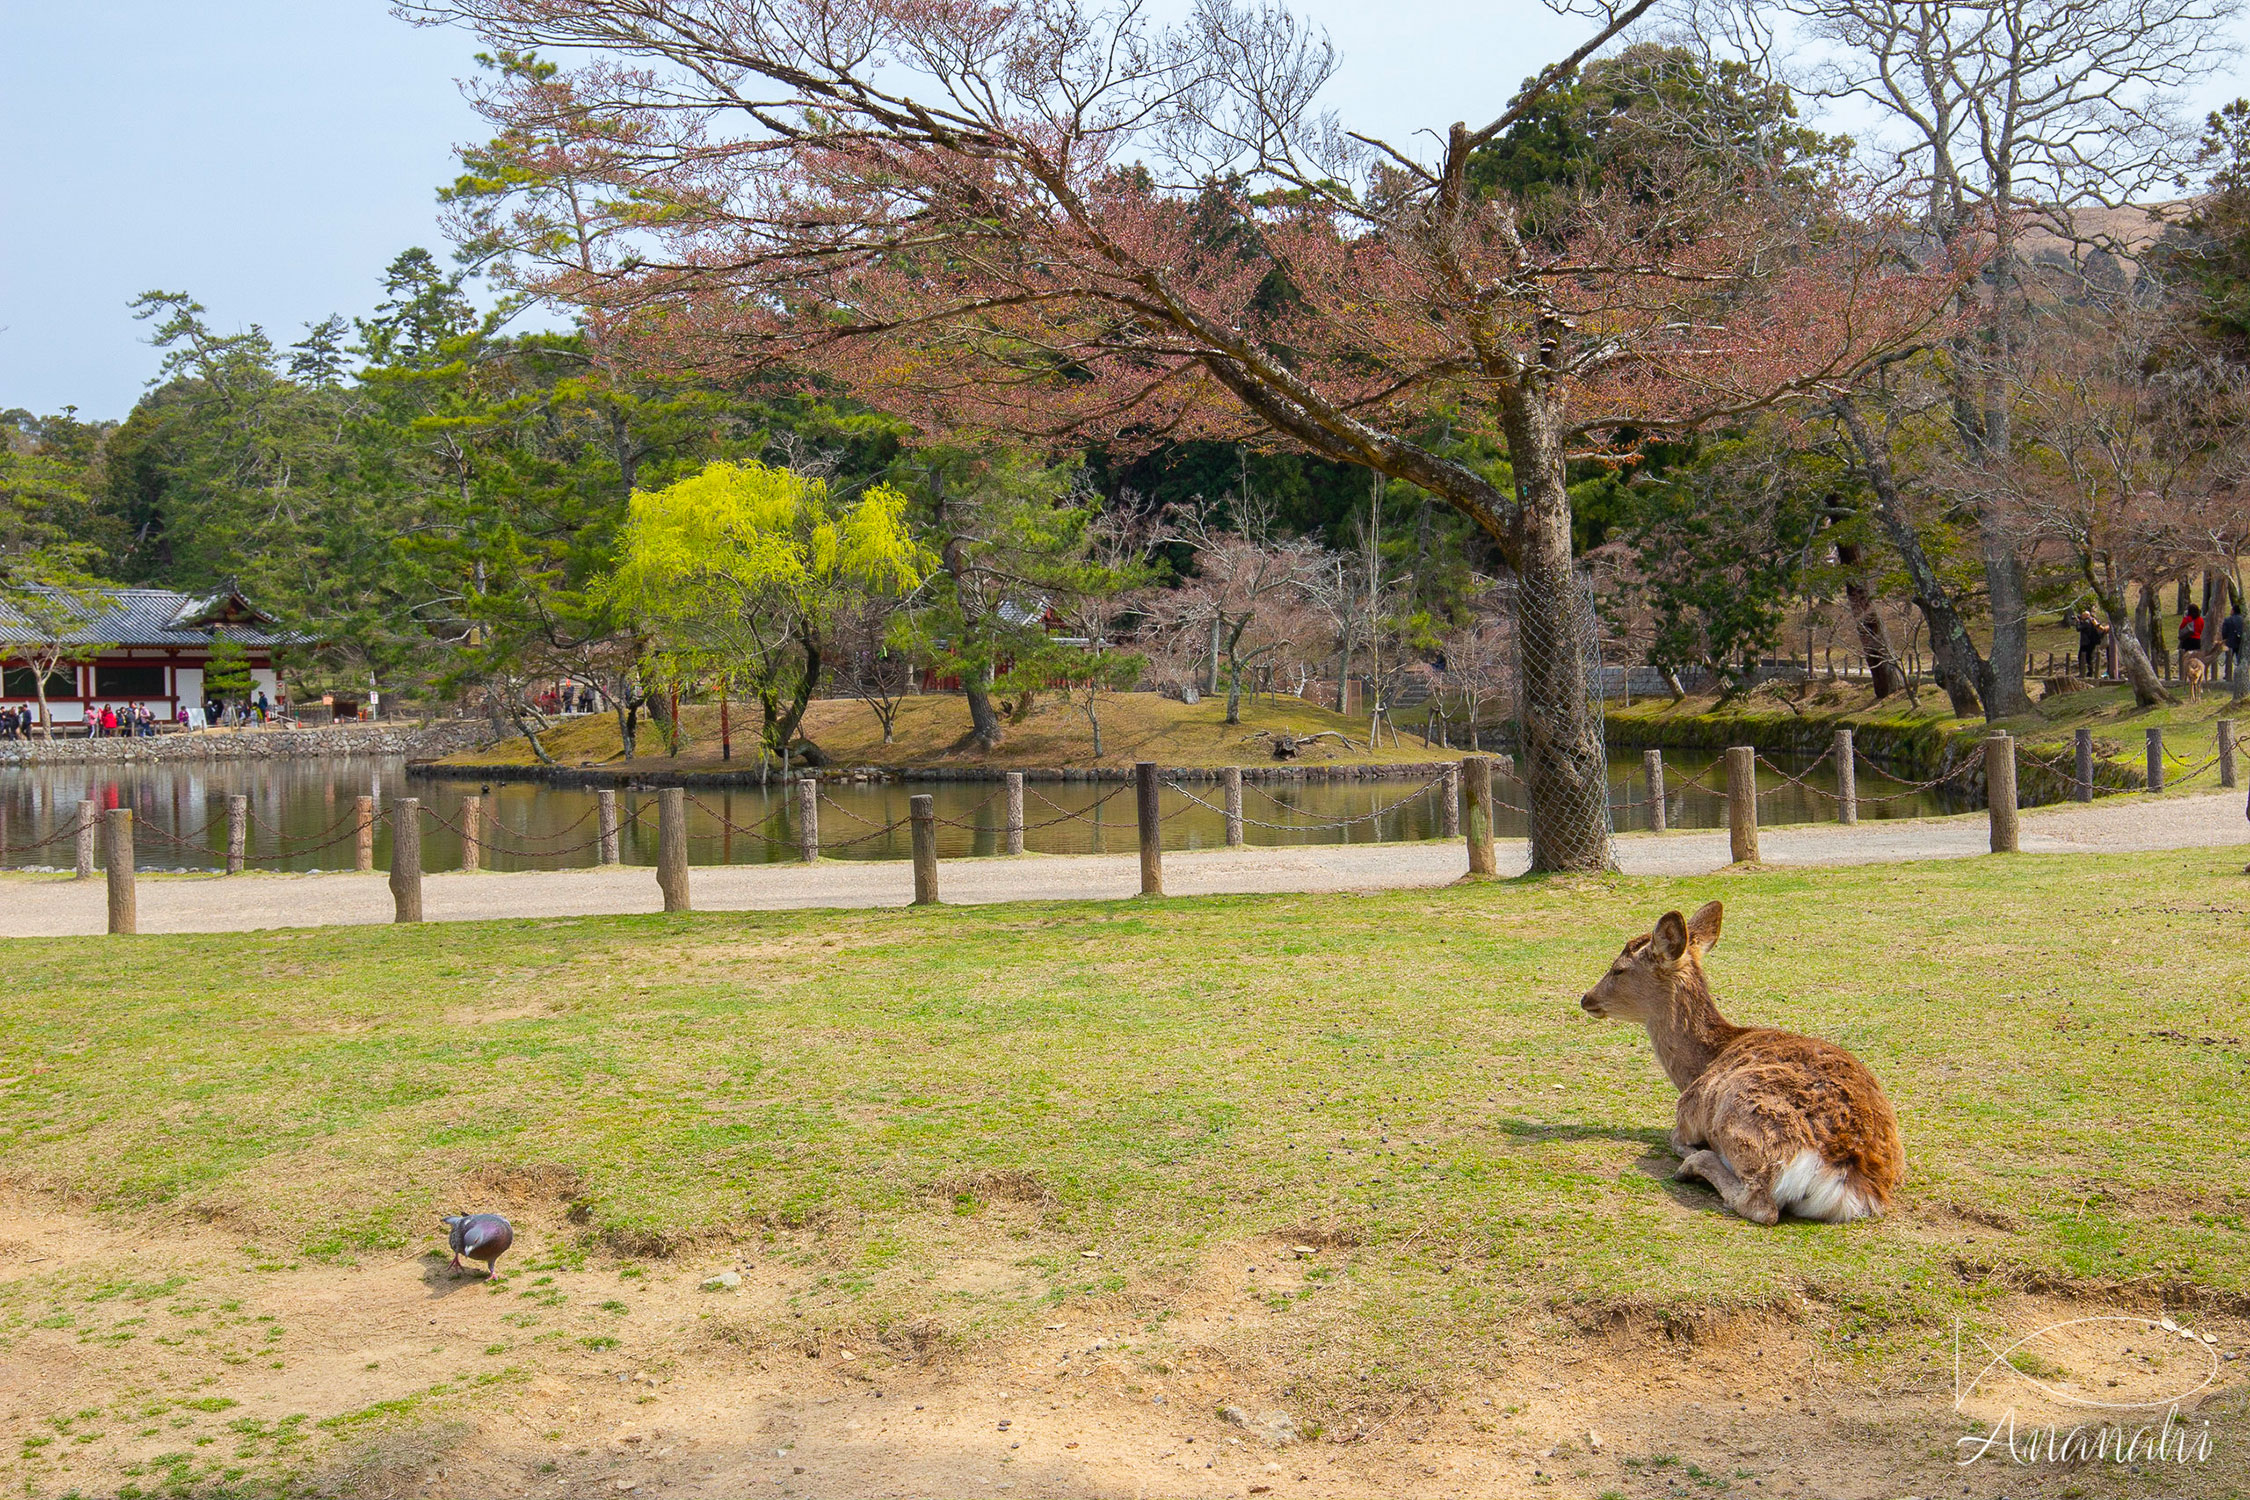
left=6, top=2, right=2248, bottom=420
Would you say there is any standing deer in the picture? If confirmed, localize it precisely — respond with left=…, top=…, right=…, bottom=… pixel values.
left=1578, top=901, right=1903, bottom=1224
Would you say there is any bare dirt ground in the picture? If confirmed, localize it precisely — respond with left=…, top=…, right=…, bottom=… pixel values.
left=2, top=791, right=2243, bottom=938
left=4, top=1196, right=2242, bottom=1500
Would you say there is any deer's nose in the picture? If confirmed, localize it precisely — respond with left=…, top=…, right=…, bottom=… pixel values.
left=1580, top=992, right=1604, bottom=1014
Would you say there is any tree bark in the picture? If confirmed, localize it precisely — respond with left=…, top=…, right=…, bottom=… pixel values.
left=931, top=470, right=1004, bottom=751
left=1955, top=222, right=2034, bottom=722
left=1834, top=400, right=1985, bottom=717
left=939, top=530, right=1003, bottom=750
left=762, top=635, right=823, bottom=758
left=1976, top=544, right=2035, bottom=718
left=2095, top=567, right=2176, bottom=708
left=1833, top=538, right=1906, bottom=698
left=1222, top=617, right=1251, bottom=725
left=1500, top=386, right=1612, bottom=874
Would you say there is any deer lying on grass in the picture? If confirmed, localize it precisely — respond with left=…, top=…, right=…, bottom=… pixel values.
left=1579, top=901, right=1904, bottom=1224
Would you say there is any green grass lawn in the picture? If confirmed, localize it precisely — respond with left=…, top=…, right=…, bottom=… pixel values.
left=3, top=854, right=2246, bottom=1411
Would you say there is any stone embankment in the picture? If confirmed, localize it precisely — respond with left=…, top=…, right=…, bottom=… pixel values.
left=0, top=720, right=494, bottom=765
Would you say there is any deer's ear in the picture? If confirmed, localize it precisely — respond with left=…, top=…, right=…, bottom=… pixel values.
left=1651, top=911, right=1689, bottom=964
left=1686, top=901, right=1724, bottom=954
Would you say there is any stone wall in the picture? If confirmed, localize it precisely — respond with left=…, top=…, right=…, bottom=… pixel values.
left=0, top=719, right=496, bottom=765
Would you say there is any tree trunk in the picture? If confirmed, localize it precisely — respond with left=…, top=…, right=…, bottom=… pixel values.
left=2109, top=600, right=2176, bottom=707
left=962, top=664, right=1003, bottom=748
left=1976, top=543, right=2034, bottom=718
left=1834, top=400, right=1985, bottom=717
left=613, top=696, right=638, bottom=761
left=1220, top=616, right=1257, bottom=725
left=937, top=519, right=1004, bottom=751
left=2091, top=565, right=2176, bottom=708
left=510, top=700, right=558, bottom=765
left=768, top=636, right=822, bottom=753
left=1500, top=387, right=1612, bottom=874
left=1834, top=539, right=1906, bottom=698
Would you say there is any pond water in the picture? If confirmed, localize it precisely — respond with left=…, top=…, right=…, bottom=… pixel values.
left=0, top=751, right=1957, bottom=873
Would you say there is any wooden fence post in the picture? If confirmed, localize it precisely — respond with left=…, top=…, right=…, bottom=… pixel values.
left=797, top=776, right=819, bottom=862
left=1440, top=763, right=1461, bottom=840
left=2074, top=726, right=2094, bottom=802
left=598, top=789, right=621, bottom=864
left=76, top=800, right=97, bottom=880
left=910, top=793, right=939, bottom=904
left=459, top=793, right=482, bottom=873
left=389, top=797, right=423, bottom=924
left=104, top=809, right=136, bottom=935
left=1223, top=767, right=1245, bottom=847
left=1725, top=746, right=1760, bottom=864
left=1834, top=730, right=1857, bottom=826
left=2146, top=727, right=2164, bottom=792
left=2220, top=719, right=2238, bottom=790
left=226, top=795, right=248, bottom=874
left=355, top=795, right=376, bottom=872
left=1135, top=762, right=1164, bottom=897
left=1463, top=755, right=1496, bottom=875
left=1643, top=750, right=1666, bottom=834
left=656, top=787, right=690, bottom=912
left=1986, top=733, right=2019, bottom=853
left=1005, top=773, right=1026, bottom=855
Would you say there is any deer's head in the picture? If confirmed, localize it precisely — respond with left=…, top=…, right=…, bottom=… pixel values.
left=1581, top=901, right=1724, bottom=1022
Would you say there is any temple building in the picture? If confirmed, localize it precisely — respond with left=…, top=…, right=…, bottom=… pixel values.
left=0, top=585, right=297, bottom=728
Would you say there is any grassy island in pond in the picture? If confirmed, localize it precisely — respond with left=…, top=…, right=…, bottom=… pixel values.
left=439, top=692, right=1466, bottom=775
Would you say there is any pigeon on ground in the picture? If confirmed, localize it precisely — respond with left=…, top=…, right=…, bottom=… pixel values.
left=440, top=1212, right=513, bottom=1276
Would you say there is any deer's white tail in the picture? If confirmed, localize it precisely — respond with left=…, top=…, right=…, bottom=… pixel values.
left=1773, top=1149, right=1882, bottom=1223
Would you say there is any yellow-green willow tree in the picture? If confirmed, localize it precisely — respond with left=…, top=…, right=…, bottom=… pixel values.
left=606, top=461, right=927, bottom=767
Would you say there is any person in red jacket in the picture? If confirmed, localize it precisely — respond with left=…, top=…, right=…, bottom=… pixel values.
left=2179, top=604, right=2205, bottom=662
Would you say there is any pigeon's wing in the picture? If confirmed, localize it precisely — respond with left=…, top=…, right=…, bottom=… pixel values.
left=464, top=1215, right=514, bottom=1261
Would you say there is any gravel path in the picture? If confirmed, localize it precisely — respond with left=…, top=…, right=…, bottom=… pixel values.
left=4, top=791, right=2242, bottom=938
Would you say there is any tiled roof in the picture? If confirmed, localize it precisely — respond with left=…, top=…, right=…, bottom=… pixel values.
left=0, top=586, right=301, bottom=648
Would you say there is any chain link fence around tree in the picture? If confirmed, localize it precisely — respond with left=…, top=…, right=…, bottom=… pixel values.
left=1504, top=566, right=1616, bottom=872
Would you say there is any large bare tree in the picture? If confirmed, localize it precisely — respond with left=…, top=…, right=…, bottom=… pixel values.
left=407, top=0, right=1965, bottom=869
left=2010, top=283, right=2250, bottom=705
left=1752, top=0, right=2243, bottom=716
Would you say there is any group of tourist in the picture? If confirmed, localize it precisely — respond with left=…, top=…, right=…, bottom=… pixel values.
left=2074, top=603, right=2246, bottom=680
left=537, top=683, right=599, bottom=715
left=84, top=703, right=164, bottom=737
left=202, top=692, right=278, bottom=727
left=0, top=693, right=293, bottom=739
